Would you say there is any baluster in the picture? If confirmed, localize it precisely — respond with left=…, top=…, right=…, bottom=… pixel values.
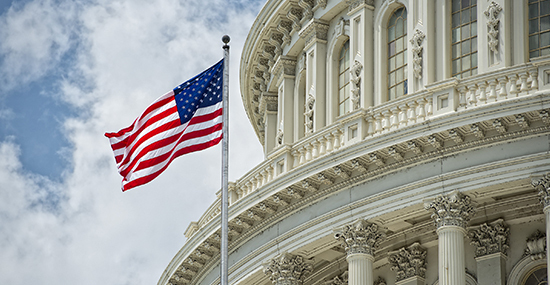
left=417, top=99, right=426, bottom=120
left=408, top=101, right=418, bottom=124
left=291, top=150, right=299, bottom=168
left=339, top=128, right=345, bottom=148
left=333, top=130, right=341, bottom=150
left=498, top=76, right=508, bottom=99
left=487, top=79, right=497, bottom=100
left=508, top=74, right=518, bottom=97
left=261, top=169, right=268, bottom=185
left=519, top=72, right=529, bottom=92
left=478, top=81, right=487, bottom=103
left=311, top=141, right=319, bottom=159
left=457, top=86, right=467, bottom=107
left=382, top=110, right=391, bottom=130
left=366, top=117, right=375, bottom=136
left=398, top=103, right=409, bottom=126
left=530, top=69, right=539, bottom=90
left=299, top=147, right=306, bottom=165
left=326, top=133, right=334, bottom=152
left=305, top=144, right=313, bottom=162
left=467, top=84, right=478, bottom=105
left=267, top=166, right=273, bottom=182
left=319, top=137, right=327, bottom=156
left=374, top=114, right=383, bottom=133
left=390, top=107, right=399, bottom=130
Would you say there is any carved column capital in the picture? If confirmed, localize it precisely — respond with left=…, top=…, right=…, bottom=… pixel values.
left=468, top=219, right=510, bottom=257
left=259, top=92, right=279, bottom=113
left=299, top=19, right=329, bottom=48
left=532, top=173, right=550, bottom=210
left=424, top=191, right=476, bottom=229
left=263, top=252, right=313, bottom=285
left=334, top=219, right=384, bottom=256
left=525, top=230, right=546, bottom=260
left=389, top=242, right=427, bottom=281
left=345, top=0, right=374, bottom=13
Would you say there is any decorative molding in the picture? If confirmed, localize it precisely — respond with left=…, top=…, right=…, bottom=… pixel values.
left=345, top=0, right=374, bottom=13
left=484, top=1, right=502, bottom=53
left=263, top=252, right=313, bottom=285
left=305, top=91, right=315, bottom=134
left=326, top=271, right=348, bottom=285
left=410, top=29, right=425, bottom=79
left=532, top=172, right=550, bottom=209
left=298, top=0, right=314, bottom=23
left=334, top=219, right=384, bottom=256
left=468, top=219, right=510, bottom=257
left=333, top=18, right=350, bottom=39
left=374, top=276, right=387, bottom=285
left=389, top=242, right=427, bottom=281
left=524, top=230, right=546, bottom=260
left=299, top=19, right=330, bottom=48
left=351, top=59, right=363, bottom=110
left=424, top=191, right=476, bottom=229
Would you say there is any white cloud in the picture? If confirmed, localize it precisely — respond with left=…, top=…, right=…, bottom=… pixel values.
left=0, top=0, right=265, bottom=284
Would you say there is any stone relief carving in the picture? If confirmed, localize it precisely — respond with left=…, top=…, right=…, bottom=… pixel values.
left=305, top=90, right=315, bottom=134
left=346, top=0, right=374, bottom=12
left=484, top=1, right=502, bottom=53
left=374, top=277, right=387, bottom=285
left=333, top=18, right=350, bottom=39
left=524, top=230, right=546, bottom=260
left=276, top=120, right=284, bottom=146
left=424, top=191, right=476, bottom=229
left=469, top=219, right=510, bottom=257
left=389, top=243, right=427, bottom=281
left=334, top=219, right=384, bottom=256
left=263, top=252, right=313, bottom=284
left=326, top=271, right=348, bottom=285
left=410, top=29, right=425, bottom=79
left=350, top=59, right=363, bottom=110
left=298, top=0, right=314, bottom=23
left=532, top=172, right=550, bottom=208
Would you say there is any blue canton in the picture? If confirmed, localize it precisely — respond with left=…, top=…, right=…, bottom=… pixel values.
left=173, top=59, right=224, bottom=125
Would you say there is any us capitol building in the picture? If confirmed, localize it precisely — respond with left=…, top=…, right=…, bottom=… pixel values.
left=158, top=0, right=550, bottom=284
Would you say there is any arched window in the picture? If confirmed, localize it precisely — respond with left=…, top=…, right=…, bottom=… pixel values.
left=388, top=7, right=407, bottom=101
left=338, top=40, right=350, bottom=116
left=522, top=265, right=548, bottom=285
left=528, top=0, right=550, bottom=58
left=451, top=0, right=478, bottom=78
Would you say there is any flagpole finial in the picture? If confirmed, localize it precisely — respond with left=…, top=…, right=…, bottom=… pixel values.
left=222, top=35, right=230, bottom=49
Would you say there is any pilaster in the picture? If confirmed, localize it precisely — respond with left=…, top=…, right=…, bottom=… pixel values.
left=263, top=252, right=313, bottom=285
left=388, top=242, right=427, bottom=285
left=424, top=191, right=476, bottom=285
left=532, top=173, right=550, bottom=280
left=299, top=19, right=329, bottom=131
left=346, top=0, right=374, bottom=109
left=273, top=56, right=297, bottom=145
left=478, top=0, right=511, bottom=72
left=469, top=219, right=509, bottom=285
left=260, top=92, right=279, bottom=154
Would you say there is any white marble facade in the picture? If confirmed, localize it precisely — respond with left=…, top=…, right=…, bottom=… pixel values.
left=158, top=0, right=550, bottom=284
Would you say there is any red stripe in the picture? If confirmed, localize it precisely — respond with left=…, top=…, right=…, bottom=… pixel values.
left=132, top=123, right=223, bottom=172
left=122, top=136, right=222, bottom=191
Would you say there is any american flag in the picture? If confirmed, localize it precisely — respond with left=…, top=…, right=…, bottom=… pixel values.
left=105, top=59, right=224, bottom=191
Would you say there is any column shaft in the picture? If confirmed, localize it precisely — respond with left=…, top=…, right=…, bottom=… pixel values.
left=437, top=226, right=466, bottom=285
left=347, top=253, right=373, bottom=285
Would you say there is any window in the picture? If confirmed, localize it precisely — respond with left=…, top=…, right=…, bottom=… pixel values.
left=451, top=0, right=478, bottom=79
left=528, top=0, right=550, bottom=58
left=388, top=7, right=407, bottom=100
left=338, top=40, right=350, bottom=116
left=522, top=265, right=548, bottom=285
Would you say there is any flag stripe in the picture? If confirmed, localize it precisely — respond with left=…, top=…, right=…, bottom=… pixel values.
left=105, top=59, right=224, bottom=191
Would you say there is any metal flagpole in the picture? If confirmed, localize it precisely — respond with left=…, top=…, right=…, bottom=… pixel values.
left=220, top=35, right=230, bottom=285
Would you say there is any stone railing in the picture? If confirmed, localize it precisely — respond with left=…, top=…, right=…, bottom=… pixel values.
left=186, top=63, right=542, bottom=237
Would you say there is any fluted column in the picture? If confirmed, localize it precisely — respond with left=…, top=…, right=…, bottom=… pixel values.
left=424, top=191, right=476, bottom=285
left=532, top=173, right=550, bottom=281
left=334, top=219, right=383, bottom=285
left=263, top=252, right=313, bottom=285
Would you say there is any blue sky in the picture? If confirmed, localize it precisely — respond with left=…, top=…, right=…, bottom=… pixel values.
left=0, top=0, right=264, bottom=284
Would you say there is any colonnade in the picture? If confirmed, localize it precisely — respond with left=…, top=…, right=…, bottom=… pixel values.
left=261, top=173, right=550, bottom=284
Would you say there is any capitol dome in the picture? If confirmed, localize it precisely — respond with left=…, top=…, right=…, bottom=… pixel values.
left=159, top=0, right=550, bottom=284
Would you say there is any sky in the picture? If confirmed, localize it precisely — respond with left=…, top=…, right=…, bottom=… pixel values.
left=0, top=0, right=265, bottom=284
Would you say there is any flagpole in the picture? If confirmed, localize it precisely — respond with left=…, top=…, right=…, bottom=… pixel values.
left=220, top=35, right=230, bottom=285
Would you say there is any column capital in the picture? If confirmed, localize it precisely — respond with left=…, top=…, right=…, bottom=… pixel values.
left=389, top=242, right=427, bottom=281
left=532, top=173, right=550, bottom=210
left=334, top=219, right=384, bottom=256
left=299, top=19, right=329, bottom=49
left=424, top=191, right=476, bottom=229
left=259, top=92, right=278, bottom=114
left=468, top=219, right=510, bottom=258
left=272, top=56, right=297, bottom=87
left=263, top=252, right=313, bottom=285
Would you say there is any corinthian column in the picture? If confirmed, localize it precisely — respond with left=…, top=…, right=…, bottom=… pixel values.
left=263, top=252, right=313, bottom=285
left=334, top=219, right=384, bottom=285
left=532, top=173, right=550, bottom=281
left=424, top=191, right=476, bottom=285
